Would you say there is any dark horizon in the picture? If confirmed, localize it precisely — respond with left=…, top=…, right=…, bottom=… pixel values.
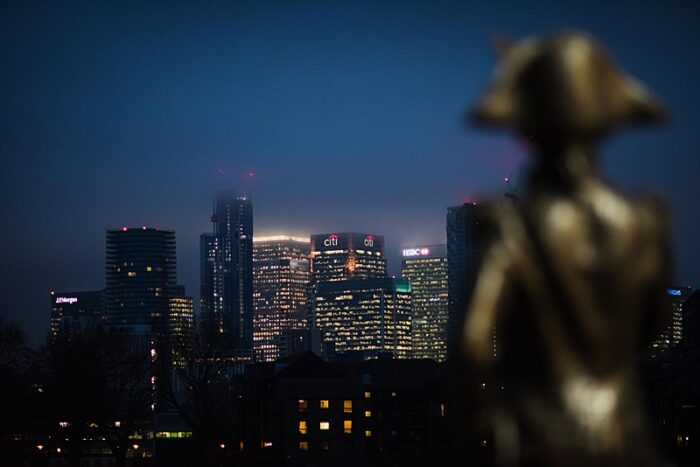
left=2, top=0, right=700, bottom=346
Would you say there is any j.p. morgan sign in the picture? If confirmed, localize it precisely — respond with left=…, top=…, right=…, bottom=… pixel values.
left=55, top=297, right=78, bottom=305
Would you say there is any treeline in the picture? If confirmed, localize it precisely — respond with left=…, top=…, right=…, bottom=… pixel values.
left=0, top=316, right=244, bottom=467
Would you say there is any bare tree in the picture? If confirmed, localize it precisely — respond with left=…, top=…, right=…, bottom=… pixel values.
left=45, top=329, right=152, bottom=467
left=157, top=321, right=242, bottom=467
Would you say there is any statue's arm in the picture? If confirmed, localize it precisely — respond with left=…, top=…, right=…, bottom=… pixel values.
left=461, top=241, right=514, bottom=366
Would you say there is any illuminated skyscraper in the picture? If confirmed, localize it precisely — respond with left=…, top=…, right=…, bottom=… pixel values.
left=50, top=290, right=104, bottom=340
left=314, top=277, right=412, bottom=359
left=105, top=227, right=177, bottom=340
left=309, top=233, right=386, bottom=283
left=400, top=245, right=449, bottom=361
left=446, top=203, right=484, bottom=351
left=169, top=285, right=194, bottom=362
left=104, top=226, right=193, bottom=367
left=252, top=235, right=310, bottom=362
left=650, top=286, right=693, bottom=358
left=200, top=190, right=254, bottom=354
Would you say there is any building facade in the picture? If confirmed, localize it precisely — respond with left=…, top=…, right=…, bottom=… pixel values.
left=105, top=227, right=194, bottom=362
left=400, top=245, right=449, bottom=361
left=200, top=190, right=254, bottom=354
left=309, top=233, right=387, bottom=283
left=314, top=277, right=412, bottom=359
left=446, top=203, right=484, bottom=352
left=650, top=286, right=694, bottom=358
left=169, top=285, right=194, bottom=362
left=50, top=290, right=104, bottom=340
left=253, top=235, right=310, bottom=362
left=105, top=227, right=178, bottom=339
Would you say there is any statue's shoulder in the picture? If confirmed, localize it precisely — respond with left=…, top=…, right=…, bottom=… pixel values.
left=629, top=194, right=671, bottom=237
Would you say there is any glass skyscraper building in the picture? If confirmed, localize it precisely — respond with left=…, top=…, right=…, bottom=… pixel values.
left=252, top=235, right=310, bottom=362
left=314, top=277, right=412, bottom=359
left=200, top=190, right=254, bottom=354
left=650, top=286, right=693, bottom=358
left=309, top=232, right=387, bottom=283
left=309, top=232, right=410, bottom=359
left=105, top=227, right=192, bottom=359
left=400, top=244, right=449, bottom=361
left=446, top=203, right=484, bottom=352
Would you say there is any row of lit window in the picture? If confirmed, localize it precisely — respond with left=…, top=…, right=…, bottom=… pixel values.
left=298, top=420, right=359, bottom=434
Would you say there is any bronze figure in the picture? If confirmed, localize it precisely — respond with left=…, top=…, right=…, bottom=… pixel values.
left=461, top=32, right=671, bottom=466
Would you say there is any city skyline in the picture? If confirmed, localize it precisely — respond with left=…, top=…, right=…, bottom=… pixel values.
left=3, top=0, right=700, bottom=347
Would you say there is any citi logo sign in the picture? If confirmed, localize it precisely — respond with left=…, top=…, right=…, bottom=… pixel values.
left=364, top=235, right=375, bottom=247
left=323, top=234, right=339, bottom=247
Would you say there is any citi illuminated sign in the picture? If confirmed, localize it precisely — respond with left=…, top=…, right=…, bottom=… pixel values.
left=55, top=297, right=78, bottom=304
left=323, top=234, right=339, bottom=247
left=364, top=235, right=374, bottom=247
left=402, top=248, right=430, bottom=257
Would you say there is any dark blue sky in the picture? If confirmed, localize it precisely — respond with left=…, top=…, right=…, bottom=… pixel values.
left=2, top=0, right=699, bottom=346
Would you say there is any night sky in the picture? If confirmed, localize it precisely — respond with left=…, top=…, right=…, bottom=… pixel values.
left=2, top=0, right=700, bottom=346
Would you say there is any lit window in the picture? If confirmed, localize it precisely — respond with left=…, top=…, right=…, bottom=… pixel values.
left=343, top=400, right=352, bottom=413
left=364, top=391, right=372, bottom=399
left=365, top=430, right=372, bottom=438
left=343, top=420, right=352, bottom=434
left=127, top=272, right=136, bottom=277
left=439, top=403, right=446, bottom=417
left=320, top=400, right=329, bottom=409
left=391, top=391, right=397, bottom=397
left=146, top=266, right=152, bottom=272
left=320, top=421, right=330, bottom=431
left=298, top=399, right=307, bottom=412
left=364, top=410, right=372, bottom=418
left=298, top=421, right=307, bottom=434
left=298, top=441, right=308, bottom=451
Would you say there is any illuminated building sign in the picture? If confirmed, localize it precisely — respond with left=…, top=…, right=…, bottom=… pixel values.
left=667, top=289, right=682, bottom=296
left=323, top=234, right=339, bottom=247
left=312, top=233, right=384, bottom=253
left=402, top=248, right=431, bottom=257
left=55, top=297, right=78, bottom=304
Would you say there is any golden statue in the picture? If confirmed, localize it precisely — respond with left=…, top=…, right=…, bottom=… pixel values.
left=461, top=31, right=671, bottom=467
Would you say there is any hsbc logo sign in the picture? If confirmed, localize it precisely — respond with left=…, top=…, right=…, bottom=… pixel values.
left=323, top=234, right=339, bottom=247
left=403, top=248, right=430, bottom=257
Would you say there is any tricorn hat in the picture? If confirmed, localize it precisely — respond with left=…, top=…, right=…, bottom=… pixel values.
left=471, top=31, right=665, bottom=138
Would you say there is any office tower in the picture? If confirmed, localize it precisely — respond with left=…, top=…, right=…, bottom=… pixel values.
left=400, top=245, right=449, bottom=361
left=682, top=290, right=700, bottom=350
left=200, top=190, right=254, bottom=354
left=169, top=285, right=194, bottom=362
left=105, top=227, right=177, bottom=343
left=308, top=232, right=388, bottom=350
left=309, top=233, right=387, bottom=283
left=446, top=203, right=484, bottom=352
left=650, top=286, right=693, bottom=358
left=50, top=290, right=104, bottom=340
left=252, top=235, right=310, bottom=362
left=314, top=277, right=412, bottom=359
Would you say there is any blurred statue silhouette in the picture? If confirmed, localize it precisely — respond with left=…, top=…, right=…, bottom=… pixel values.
left=461, top=31, right=671, bottom=467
